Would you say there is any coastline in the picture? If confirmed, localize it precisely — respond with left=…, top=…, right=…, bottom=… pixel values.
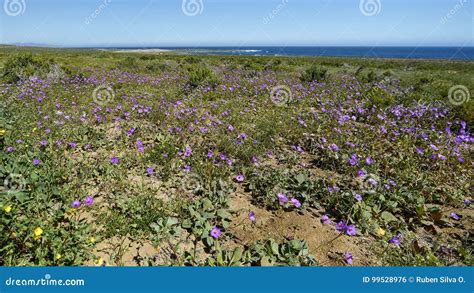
left=97, top=46, right=473, bottom=61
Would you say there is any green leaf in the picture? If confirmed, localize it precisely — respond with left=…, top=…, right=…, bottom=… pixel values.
left=216, top=250, right=223, bottom=265
left=181, top=219, right=192, bottom=229
left=270, top=240, right=279, bottom=256
left=260, top=256, right=273, bottom=266
left=217, top=209, right=232, bottom=219
left=381, top=211, right=398, bottom=223
left=230, top=247, right=243, bottom=265
left=166, top=217, right=178, bottom=226
left=296, top=173, right=307, bottom=184
left=202, top=198, right=213, bottom=211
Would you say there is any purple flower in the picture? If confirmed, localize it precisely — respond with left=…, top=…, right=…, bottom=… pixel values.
left=68, top=142, right=77, bottom=148
left=335, top=221, right=348, bottom=233
left=33, top=158, right=40, bottom=166
left=227, top=125, right=234, bottom=132
left=365, top=156, right=374, bottom=165
left=136, top=140, right=145, bottom=153
left=367, top=178, right=377, bottom=186
left=290, top=198, right=302, bottom=208
left=415, top=147, right=424, bottom=155
left=39, top=140, right=48, bottom=147
left=277, top=193, right=288, bottom=205
left=346, top=225, right=357, bottom=236
left=110, top=156, right=119, bottom=165
left=235, top=174, right=244, bottom=183
left=6, top=146, right=14, bottom=153
left=321, top=215, right=332, bottom=225
left=349, top=154, right=358, bottom=166
left=184, top=147, right=192, bottom=157
left=329, top=143, right=339, bottom=152
left=354, top=194, right=362, bottom=202
left=219, top=153, right=226, bottom=161
left=146, top=167, right=154, bottom=176
left=464, top=198, right=471, bottom=206
left=343, top=252, right=353, bottom=265
left=237, top=133, right=247, bottom=140
left=207, top=150, right=214, bottom=158
left=71, top=200, right=81, bottom=209
left=183, top=165, right=190, bottom=172
left=429, top=144, right=439, bottom=151
left=252, top=155, right=259, bottom=165
left=83, top=196, right=94, bottom=206
left=357, top=169, right=367, bottom=177
left=336, top=221, right=357, bottom=236
left=127, top=127, right=136, bottom=137
left=328, top=185, right=340, bottom=193
left=248, top=211, right=256, bottom=222
left=210, top=227, right=221, bottom=239
left=450, top=212, right=460, bottom=221
left=389, top=236, right=401, bottom=246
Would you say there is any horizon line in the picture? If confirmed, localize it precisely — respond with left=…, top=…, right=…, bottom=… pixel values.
left=3, top=44, right=474, bottom=49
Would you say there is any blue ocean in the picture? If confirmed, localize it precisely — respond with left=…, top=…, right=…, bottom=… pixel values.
left=110, top=46, right=473, bottom=61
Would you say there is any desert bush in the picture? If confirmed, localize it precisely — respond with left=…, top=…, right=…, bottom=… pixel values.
left=186, top=66, right=219, bottom=88
left=365, top=86, right=397, bottom=108
left=300, top=65, right=327, bottom=82
left=2, top=53, right=61, bottom=83
left=117, top=56, right=139, bottom=70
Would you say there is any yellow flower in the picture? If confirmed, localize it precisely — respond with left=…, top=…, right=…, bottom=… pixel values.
left=376, top=227, right=386, bottom=236
left=96, top=257, right=104, bottom=266
left=34, top=227, right=43, bottom=240
left=89, top=236, right=96, bottom=244
left=56, top=253, right=62, bottom=260
left=0, top=129, right=5, bottom=136
left=32, top=127, right=37, bottom=132
left=3, top=205, right=12, bottom=213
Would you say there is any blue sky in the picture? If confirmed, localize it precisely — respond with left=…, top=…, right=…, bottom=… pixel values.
left=0, top=0, right=472, bottom=47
